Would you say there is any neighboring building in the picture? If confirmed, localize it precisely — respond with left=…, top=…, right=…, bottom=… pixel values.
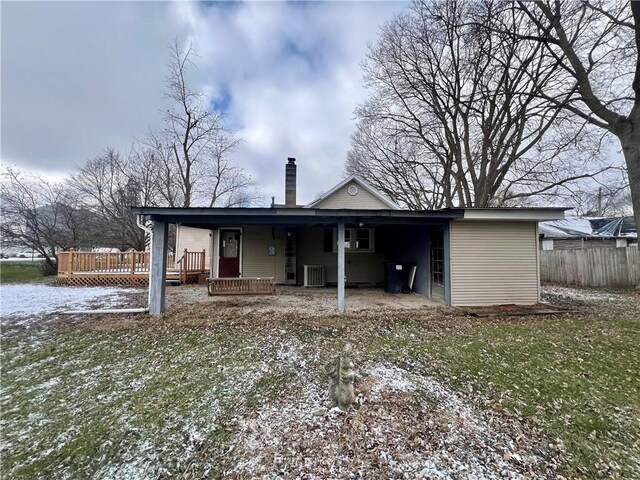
left=137, top=157, right=567, bottom=314
left=539, top=216, right=637, bottom=251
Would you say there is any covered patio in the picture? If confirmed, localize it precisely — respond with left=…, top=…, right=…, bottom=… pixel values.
left=132, top=206, right=464, bottom=315
left=168, top=284, right=443, bottom=317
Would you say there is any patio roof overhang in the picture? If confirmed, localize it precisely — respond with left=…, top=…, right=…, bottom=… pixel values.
left=131, top=206, right=466, bottom=228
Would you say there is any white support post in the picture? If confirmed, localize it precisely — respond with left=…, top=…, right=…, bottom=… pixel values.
left=149, top=220, right=168, bottom=315
left=337, top=222, right=346, bottom=313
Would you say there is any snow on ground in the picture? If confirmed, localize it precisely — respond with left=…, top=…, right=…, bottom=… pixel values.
left=225, top=363, right=545, bottom=479
left=0, top=284, right=141, bottom=322
left=542, top=285, right=622, bottom=302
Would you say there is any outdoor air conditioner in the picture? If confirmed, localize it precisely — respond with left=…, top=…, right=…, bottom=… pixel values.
left=303, top=264, right=325, bottom=287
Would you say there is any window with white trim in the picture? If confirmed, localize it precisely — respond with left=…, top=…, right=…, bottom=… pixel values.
left=333, top=228, right=375, bottom=253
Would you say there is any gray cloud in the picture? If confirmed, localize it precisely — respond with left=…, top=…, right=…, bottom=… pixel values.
left=1, top=1, right=405, bottom=204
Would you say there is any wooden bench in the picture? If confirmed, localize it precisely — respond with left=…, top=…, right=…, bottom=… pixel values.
left=207, top=277, right=276, bottom=296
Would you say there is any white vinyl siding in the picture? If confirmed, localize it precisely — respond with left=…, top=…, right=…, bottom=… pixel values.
left=313, top=181, right=391, bottom=209
left=450, top=221, right=539, bottom=306
left=241, top=226, right=286, bottom=283
left=175, top=226, right=211, bottom=268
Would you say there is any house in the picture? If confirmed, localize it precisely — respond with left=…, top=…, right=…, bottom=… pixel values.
left=539, top=216, right=637, bottom=251
left=135, top=158, right=567, bottom=314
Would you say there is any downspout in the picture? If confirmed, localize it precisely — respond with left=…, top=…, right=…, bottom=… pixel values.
left=62, top=214, right=153, bottom=315
left=137, top=213, right=153, bottom=310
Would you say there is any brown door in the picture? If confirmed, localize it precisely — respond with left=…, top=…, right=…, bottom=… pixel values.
left=219, top=230, right=240, bottom=277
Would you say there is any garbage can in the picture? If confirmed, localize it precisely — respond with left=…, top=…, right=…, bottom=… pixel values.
left=384, top=262, right=407, bottom=293
left=384, top=263, right=415, bottom=293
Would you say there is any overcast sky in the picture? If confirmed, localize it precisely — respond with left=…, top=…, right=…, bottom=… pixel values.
left=1, top=1, right=407, bottom=205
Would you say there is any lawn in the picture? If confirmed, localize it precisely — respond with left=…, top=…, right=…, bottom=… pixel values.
left=1, top=286, right=639, bottom=479
left=0, top=260, right=46, bottom=284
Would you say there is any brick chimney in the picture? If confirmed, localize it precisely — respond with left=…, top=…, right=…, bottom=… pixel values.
left=285, top=157, right=297, bottom=207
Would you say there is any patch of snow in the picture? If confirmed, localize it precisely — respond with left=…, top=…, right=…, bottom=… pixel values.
left=542, top=285, right=621, bottom=302
left=0, top=284, right=140, bottom=322
left=368, top=364, right=419, bottom=396
left=225, top=363, right=545, bottom=479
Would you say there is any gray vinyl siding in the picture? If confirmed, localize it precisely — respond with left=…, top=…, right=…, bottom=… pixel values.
left=296, top=227, right=386, bottom=284
left=313, top=181, right=391, bottom=210
left=450, top=221, right=539, bottom=306
left=241, top=226, right=286, bottom=283
left=175, top=225, right=211, bottom=268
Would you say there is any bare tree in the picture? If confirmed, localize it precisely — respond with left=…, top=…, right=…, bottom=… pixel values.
left=348, top=0, right=613, bottom=209
left=1, top=169, right=98, bottom=273
left=69, top=147, right=162, bottom=250
left=566, top=169, right=633, bottom=216
left=148, top=40, right=259, bottom=208
left=508, top=0, right=640, bottom=240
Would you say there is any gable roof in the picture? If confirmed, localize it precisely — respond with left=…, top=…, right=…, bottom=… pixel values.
left=305, top=175, right=401, bottom=210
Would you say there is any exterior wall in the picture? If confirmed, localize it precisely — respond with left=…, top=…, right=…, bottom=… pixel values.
left=554, top=239, right=584, bottom=250
left=313, top=181, right=391, bottom=210
left=296, top=227, right=386, bottom=284
left=241, top=226, right=286, bottom=283
left=450, top=221, right=539, bottom=306
left=539, top=238, right=619, bottom=250
left=175, top=225, right=211, bottom=267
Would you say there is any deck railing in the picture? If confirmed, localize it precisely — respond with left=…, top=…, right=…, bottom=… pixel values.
left=175, top=249, right=207, bottom=284
left=57, top=250, right=206, bottom=276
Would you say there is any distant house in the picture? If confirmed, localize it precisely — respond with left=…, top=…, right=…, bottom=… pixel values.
left=538, top=216, right=637, bottom=251
left=136, top=158, right=567, bottom=314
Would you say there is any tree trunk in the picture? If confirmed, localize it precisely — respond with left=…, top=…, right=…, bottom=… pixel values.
left=619, top=127, right=640, bottom=236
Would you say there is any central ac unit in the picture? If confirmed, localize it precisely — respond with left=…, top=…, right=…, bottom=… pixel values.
left=303, top=264, right=325, bottom=287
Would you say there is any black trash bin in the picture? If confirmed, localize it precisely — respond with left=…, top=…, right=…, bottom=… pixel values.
left=384, top=263, right=415, bottom=293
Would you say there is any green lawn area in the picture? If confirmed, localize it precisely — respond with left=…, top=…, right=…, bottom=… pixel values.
left=0, top=260, right=46, bottom=284
left=1, top=287, right=639, bottom=478
left=366, top=316, right=640, bottom=478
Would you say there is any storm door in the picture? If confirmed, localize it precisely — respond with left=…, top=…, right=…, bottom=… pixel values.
left=219, top=229, right=241, bottom=277
left=430, top=230, right=445, bottom=302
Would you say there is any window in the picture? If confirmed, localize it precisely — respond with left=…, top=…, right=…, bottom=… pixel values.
left=431, top=231, right=444, bottom=286
left=333, top=228, right=374, bottom=253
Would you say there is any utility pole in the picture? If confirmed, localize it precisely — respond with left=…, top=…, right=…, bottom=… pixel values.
left=597, top=187, right=603, bottom=216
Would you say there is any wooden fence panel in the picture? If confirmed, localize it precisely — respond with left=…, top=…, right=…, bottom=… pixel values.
left=540, top=247, right=639, bottom=287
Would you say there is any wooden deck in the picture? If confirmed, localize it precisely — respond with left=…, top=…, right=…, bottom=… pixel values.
left=56, top=250, right=207, bottom=287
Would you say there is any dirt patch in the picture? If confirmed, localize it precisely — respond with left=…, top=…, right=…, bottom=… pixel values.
left=463, top=304, right=570, bottom=318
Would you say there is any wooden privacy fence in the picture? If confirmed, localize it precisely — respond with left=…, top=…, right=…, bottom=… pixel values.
left=540, top=247, right=640, bottom=288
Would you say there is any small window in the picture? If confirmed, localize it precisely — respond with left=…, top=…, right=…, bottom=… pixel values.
left=355, top=228, right=370, bottom=250
left=333, top=228, right=374, bottom=253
